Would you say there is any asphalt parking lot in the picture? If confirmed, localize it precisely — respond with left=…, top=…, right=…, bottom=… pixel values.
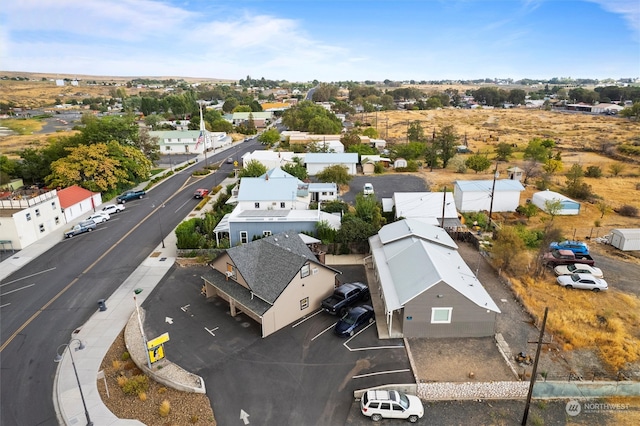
left=341, top=174, right=429, bottom=204
left=142, top=264, right=413, bottom=425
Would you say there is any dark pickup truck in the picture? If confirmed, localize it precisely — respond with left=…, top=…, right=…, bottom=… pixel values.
left=116, top=190, right=146, bottom=203
left=321, top=282, right=370, bottom=316
left=543, top=249, right=595, bottom=267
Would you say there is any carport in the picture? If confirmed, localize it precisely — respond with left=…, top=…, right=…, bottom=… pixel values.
left=201, top=269, right=266, bottom=324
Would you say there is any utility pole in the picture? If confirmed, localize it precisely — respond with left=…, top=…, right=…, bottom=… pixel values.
left=199, top=101, right=208, bottom=167
left=441, top=186, right=447, bottom=229
left=522, top=307, right=550, bottom=426
left=487, top=161, right=500, bottom=230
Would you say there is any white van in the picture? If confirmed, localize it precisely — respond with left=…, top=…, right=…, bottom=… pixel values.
left=360, top=389, right=424, bottom=422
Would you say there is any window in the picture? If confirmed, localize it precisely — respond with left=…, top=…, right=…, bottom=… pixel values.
left=380, top=403, right=391, bottom=410
left=26, top=213, right=31, bottom=221
left=263, top=230, right=272, bottom=237
left=254, top=202, right=260, bottom=209
left=240, top=231, right=248, bottom=244
left=322, top=192, right=327, bottom=196
left=165, top=146, right=171, bottom=151
left=39, top=224, right=45, bottom=233
left=51, top=202, right=56, bottom=210
left=35, top=209, right=40, bottom=217
left=431, top=307, right=452, bottom=324
left=55, top=216, right=60, bottom=225
left=393, top=404, right=404, bottom=412
left=280, top=202, right=285, bottom=208
left=300, top=297, right=309, bottom=310
left=226, top=264, right=237, bottom=280
left=300, top=263, right=310, bottom=278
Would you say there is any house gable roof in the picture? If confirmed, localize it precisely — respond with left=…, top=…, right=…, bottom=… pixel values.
left=455, top=179, right=525, bottom=192
left=237, top=173, right=307, bottom=202
left=57, top=185, right=95, bottom=208
left=378, top=218, right=457, bottom=250
left=226, top=232, right=333, bottom=304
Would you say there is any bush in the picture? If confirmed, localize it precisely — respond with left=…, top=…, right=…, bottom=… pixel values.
left=121, top=375, right=149, bottom=395
left=373, top=162, right=385, bottom=174
left=618, top=204, right=638, bottom=217
left=121, top=351, right=130, bottom=361
left=585, top=166, right=602, bottom=178
left=159, top=399, right=171, bottom=417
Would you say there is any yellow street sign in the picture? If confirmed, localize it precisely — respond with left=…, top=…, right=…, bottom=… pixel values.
left=148, top=345, right=165, bottom=363
left=147, top=332, right=169, bottom=349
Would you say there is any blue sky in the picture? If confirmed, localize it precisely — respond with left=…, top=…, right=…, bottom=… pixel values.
left=1, top=0, right=638, bottom=82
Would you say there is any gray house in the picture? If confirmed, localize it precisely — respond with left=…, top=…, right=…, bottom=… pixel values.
left=368, top=219, right=500, bottom=338
left=201, top=233, right=340, bottom=337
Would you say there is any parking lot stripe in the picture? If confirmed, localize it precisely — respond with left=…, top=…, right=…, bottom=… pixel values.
left=352, top=369, right=411, bottom=379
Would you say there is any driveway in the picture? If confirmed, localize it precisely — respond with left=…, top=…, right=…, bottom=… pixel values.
left=342, top=174, right=429, bottom=204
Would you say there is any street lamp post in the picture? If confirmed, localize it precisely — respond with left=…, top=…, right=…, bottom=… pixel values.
left=54, top=339, right=93, bottom=426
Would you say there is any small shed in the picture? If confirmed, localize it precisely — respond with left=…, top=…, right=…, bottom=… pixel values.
left=507, top=166, right=523, bottom=181
left=454, top=179, right=524, bottom=213
left=394, top=158, right=408, bottom=169
left=532, top=190, right=580, bottom=215
left=610, top=229, right=640, bottom=251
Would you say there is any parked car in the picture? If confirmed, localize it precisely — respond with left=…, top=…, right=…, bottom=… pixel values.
left=543, top=249, right=595, bottom=267
left=321, top=282, right=370, bottom=316
left=363, top=183, right=374, bottom=196
left=549, top=240, right=590, bottom=256
left=360, top=389, right=424, bottom=423
left=334, top=305, right=375, bottom=337
left=556, top=273, right=608, bottom=292
left=64, top=220, right=97, bottom=238
left=194, top=188, right=210, bottom=199
left=554, top=263, right=603, bottom=279
left=101, top=204, right=125, bottom=215
left=87, top=212, right=110, bottom=224
left=116, top=190, right=146, bottom=203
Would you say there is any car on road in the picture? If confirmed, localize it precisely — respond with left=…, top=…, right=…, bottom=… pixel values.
left=556, top=273, right=608, bottom=292
left=360, top=389, right=424, bottom=423
left=554, top=263, right=603, bottom=279
left=334, top=305, right=375, bottom=337
left=87, top=212, right=110, bottom=224
left=363, top=183, right=374, bottom=196
left=226, top=157, right=234, bottom=164
left=64, top=220, right=97, bottom=238
left=101, top=204, right=125, bottom=215
left=194, top=188, right=210, bottom=199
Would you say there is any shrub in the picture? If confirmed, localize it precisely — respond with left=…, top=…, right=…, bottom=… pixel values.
left=373, top=162, right=385, bottom=174
left=618, top=204, right=638, bottom=217
left=190, top=415, right=199, bottom=424
left=159, top=399, right=171, bottom=417
left=121, top=375, right=149, bottom=395
left=121, top=351, right=130, bottom=361
left=112, top=359, right=122, bottom=370
left=138, top=392, right=147, bottom=401
left=116, top=375, right=127, bottom=387
left=585, top=166, right=602, bottom=178
left=158, top=387, right=167, bottom=394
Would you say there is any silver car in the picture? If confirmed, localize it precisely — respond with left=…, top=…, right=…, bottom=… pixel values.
left=554, top=263, right=603, bottom=279
left=556, top=273, right=608, bottom=292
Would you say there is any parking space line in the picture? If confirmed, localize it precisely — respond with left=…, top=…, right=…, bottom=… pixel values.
left=1, top=303, right=10, bottom=308
left=1, top=267, right=56, bottom=287
left=353, top=369, right=411, bottom=379
left=1, top=283, right=35, bottom=296
left=291, top=309, right=323, bottom=327
left=205, top=326, right=219, bottom=337
left=311, top=323, right=336, bottom=341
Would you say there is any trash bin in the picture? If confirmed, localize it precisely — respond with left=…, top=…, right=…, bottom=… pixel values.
left=98, top=299, right=107, bottom=311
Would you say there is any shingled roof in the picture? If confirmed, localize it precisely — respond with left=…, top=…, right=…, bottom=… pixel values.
left=226, top=232, right=319, bottom=304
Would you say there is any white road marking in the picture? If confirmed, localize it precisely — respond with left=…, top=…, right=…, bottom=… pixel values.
left=180, top=304, right=190, bottom=312
left=311, top=323, right=337, bottom=341
left=0, top=303, right=10, bottom=308
left=353, top=369, right=411, bottom=379
left=240, top=409, right=250, bottom=425
left=165, top=317, right=173, bottom=324
left=1, top=283, right=36, bottom=296
left=205, top=326, right=219, bottom=337
left=175, top=199, right=190, bottom=213
left=291, top=309, right=323, bottom=327
left=0, top=267, right=56, bottom=287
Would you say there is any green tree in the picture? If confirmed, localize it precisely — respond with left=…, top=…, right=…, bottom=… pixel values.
left=564, top=163, right=592, bottom=199
left=407, top=121, right=426, bottom=142
left=347, top=144, right=377, bottom=156
left=543, top=199, right=563, bottom=221
left=18, top=148, right=50, bottom=184
left=523, top=138, right=554, bottom=163
left=337, top=214, right=375, bottom=244
left=316, top=164, right=351, bottom=186
left=311, top=83, right=339, bottom=102
left=619, top=102, right=640, bottom=119
left=465, top=153, right=492, bottom=173
left=233, top=105, right=252, bottom=113
left=0, top=155, right=17, bottom=184
left=281, top=101, right=342, bottom=133
left=282, top=157, right=308, bottom=181
left=543, top=158, right=563, bottom=175
left=608, top=162, right=625, bottom=176
left=239, top=160, right=267, bottom=178
left=222, top=98, right=238, bottom=113
left=494, top=142, right=514, bottom=161
left=308, top=116, right=341, bottom=134
left=258, top=128, right=280, bottom=147
left=46, top=143, right=128, bottom=192
left=340, top=130, right=361, bottom=150
left=361, top=127, right=378, bottom=138
left=354, top=193, right=384, bottom=230
left=490, top=226, right=527, bottom=274
left=435, top=125, right=458, bottom=168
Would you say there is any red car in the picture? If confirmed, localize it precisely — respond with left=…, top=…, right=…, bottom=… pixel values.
left=194, top=188, right=210, bottom=199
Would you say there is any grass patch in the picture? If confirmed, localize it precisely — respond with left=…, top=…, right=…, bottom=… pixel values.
left=508, top=274, right=640, bottom=372
left=0, top=118, right=43, bottom=135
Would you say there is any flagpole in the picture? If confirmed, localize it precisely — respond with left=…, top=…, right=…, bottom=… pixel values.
left=199, top=101, right=208, bottom=167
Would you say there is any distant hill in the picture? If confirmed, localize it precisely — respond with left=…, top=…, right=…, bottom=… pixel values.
left=0, top=70, right=235, bottom=84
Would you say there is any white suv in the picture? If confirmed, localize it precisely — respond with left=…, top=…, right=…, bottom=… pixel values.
left=360, top=390, right=424, bottom=422
left=363, top=183, right=374, bottom=196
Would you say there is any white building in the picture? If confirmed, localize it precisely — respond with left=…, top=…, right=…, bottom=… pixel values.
left=149, top=130, right=232, bottom=154
left=305, top=153, right=358, bottom=176
left=531, top=190, right=580, bottom=215
left=241, top=151, right=303, bottom=170
left=391, top=192, right=461, bottom=229
left=454, top=179, right=525, bottom=213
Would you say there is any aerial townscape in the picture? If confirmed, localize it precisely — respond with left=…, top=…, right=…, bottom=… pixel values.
left=1, top=1, right=639, bottom=425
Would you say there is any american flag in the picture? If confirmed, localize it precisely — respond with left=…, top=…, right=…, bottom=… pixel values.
left=195, top=131, right=204, bottom=150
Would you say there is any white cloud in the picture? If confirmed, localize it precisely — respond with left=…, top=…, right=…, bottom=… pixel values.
left=586, top=0, right=640, bottom=37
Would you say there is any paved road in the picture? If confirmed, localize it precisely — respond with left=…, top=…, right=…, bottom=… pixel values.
left=342, top=174, right=429, bottom=204
left=0, top=139, right=262, bottom=425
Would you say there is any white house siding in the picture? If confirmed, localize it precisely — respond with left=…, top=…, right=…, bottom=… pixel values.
left=63, top=195, right=102, bottom=223
left=454, top=180, right=523, bottom=213
left=402, top=282, right=497, bottom=338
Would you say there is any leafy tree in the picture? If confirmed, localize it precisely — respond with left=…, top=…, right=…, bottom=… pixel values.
left=258, top=128, right=280, bottom=147
left=18, top=148, right=50, bottom=184
left=435, top=125, right=458, bottom=168
left=354, top=193, right=384, bottom=230
left=316, top=164, right=351, bottom=186
left=543, top=199, right=563, bottom=221
left=307, top=115, right=342, bottom=134
left=523, top=138, right=554, bottom=163
left=564, top=163, right=592, bottom=199
left=46, top=143, right=128, bottom=192
left=407, top=121, right=426, bottom=142
left=337, top=214, right=375, bottom=244
left=361, top=127, right=378, bottom=138
left=239, top=160, right=267, bottom=178
left=465, top=153, right=491, bottom=173
left=315, top=220, right=337, bottom=244
left=542, top=158, right=563, bottom=175
left=210, top=119, right=233, bottom=133
left=144, top=113, right=162, bottom=130
left=340, top=130, right=361, bottom=150
left=394, top=142, right=426, bottom=161
left=222, top=98, right=238, bottom=113
left=516, top=203, right=538, bottom=221
left=585, top=166, right=602, bottom=178
left=596, top=201, right=609, bottom=219
left=347, top=143, right=377, bottom=156
left=507, top=89, right=526, bottom=105
left=494, top=142, right=514, bottom=161
left=233, top=105, right=252, bottom=113
left=608, top=162, right=625, bottom=176
left=282, top=157, right=308, bottom=181
left=136, top=127, right=160, bottom=162
left=490, top=226, right=527, bottom=274
left=72, top=114, right=139, bottom=146
left=311, top=83, right=338, bottom=102
left=106, top=141, right=153, bottom=185
left=0, top=155, right=17, bottom=184
left=619, top=102, right=640, bottom=119
left=281, top=101, right=342, bottom=133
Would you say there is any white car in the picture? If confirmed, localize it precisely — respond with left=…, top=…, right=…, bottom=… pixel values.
left=363, top=183, right=374, bottom=196
left=101, top=204, right=125, bottom=215
left=556, top=273, right=608, bottom=292
left=554, top=263, right=603, bottom=279
left=87, top=212, right=110, bottom=224
left=360, top=390, right=424, bottom=423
